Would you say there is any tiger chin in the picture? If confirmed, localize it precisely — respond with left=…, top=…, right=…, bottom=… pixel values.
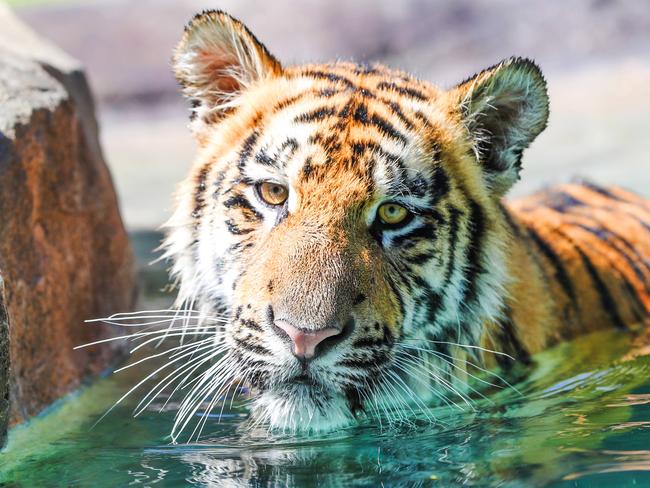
left=159, top=10, right=650, bottom=435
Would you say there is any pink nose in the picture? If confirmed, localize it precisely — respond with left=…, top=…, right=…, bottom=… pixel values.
left=275, top=320, right=342, bottom=359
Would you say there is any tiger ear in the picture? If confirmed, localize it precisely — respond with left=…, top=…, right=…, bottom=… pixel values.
left=452, top=58, right=549, bottom=196
left=172, top=10, right=282, bottom=135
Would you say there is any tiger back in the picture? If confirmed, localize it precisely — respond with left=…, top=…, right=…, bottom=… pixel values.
left=160, top=10, right=650, bottom=433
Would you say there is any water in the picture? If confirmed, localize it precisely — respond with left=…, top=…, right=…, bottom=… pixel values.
left=1, top=328, right=650, bottom=487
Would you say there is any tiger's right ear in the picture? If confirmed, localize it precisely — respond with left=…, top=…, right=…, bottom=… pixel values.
left=172, top=10, right=282, bottom=136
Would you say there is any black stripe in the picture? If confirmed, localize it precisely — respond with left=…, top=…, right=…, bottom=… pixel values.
left=272, top=88, right=342, bottom=112
left=568, top=185, right=650, bottom=232
left=223, top=193, right=262, bottom=221
left=353, top=104, right=408, bottom=144
left=428, top=166, right=451, bottom=203
left=369, top=113, right=408, bottom=145
left=353, top=63, right=383, bottom=76
left=403, top=175, right=428, bottom=198
left=500, top=205, right=523, bottom=239
left=307, top=132, right=341, bottom=154
left=338, top=353, right=389, bottom=369
left=500, top=206, right=549, bottom=283
left=556, top=230, right=627, bottom=329
left=294, top=106, right=337, bottom=123
left=387, top=275, right=405, bottom=319
left=424, top=289, right=444, bottom=326
left=525, top=225, right=577, bottom=301
left=254, top=147, right=275, bottom=166
left=301, top=70, right=356, bottom=88
left=238, top=130, right=260, bottom=170
left=381, top=99, right=415, bottom=130
left=272, top=93, right=305, bottom=112
left=301, top=156, right=314, bottom=180
left=317, top=88, right=341, bottom=97
left=461, top=199, right=487, bottom=305
left=443, top=205, right=462, bottom=284
left=241, top=319, right=263, bottom=333
left=351, top=337, right=385, bottom=348
left=191, top=165, right=210, bottom=219
left=351, top=140, right=404, bottom=166
left=234, top=337, right=271, bottom=356
left=278, top=138, right=299, bottom=159
left=225, top=219, right=253, bottom=235
left=391, top=223, right=435, bottom=246
left=406, top=273, right=444, bottom=329
left=580, top=181, right=649, bottom=209
left=493, top=312, right=532, bottom=369
left=575, top=223, right=650, bottom=295
left=376, top=81, right=427, bottom=101
left=404, top=250, right=435, bottom=266
left=545, top=191, right=585, bottom=213
left=572, top=224, right=646, bottom=319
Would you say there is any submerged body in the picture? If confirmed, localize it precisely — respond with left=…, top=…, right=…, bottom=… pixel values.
left=159, top=10, right=650, bottom=434
left=497, top=183, right=650, bottom=363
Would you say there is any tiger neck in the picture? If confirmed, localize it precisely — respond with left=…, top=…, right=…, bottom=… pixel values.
left=480, top=204, right=565, bottom=368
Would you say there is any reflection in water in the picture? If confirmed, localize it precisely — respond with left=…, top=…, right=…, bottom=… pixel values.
left=562, top=449, right=650, bottom=481
left=2, top=329, right=650, bottom=486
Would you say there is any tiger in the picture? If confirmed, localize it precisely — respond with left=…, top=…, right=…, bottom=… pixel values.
left=160, top=10, right=650, bottom=434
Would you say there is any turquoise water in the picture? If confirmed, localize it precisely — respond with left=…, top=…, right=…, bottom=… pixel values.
left=1, top=328, right=650, bottom=487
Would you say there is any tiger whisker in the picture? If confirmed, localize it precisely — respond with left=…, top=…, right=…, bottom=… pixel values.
left=393, top=353, right=475, bottom=411
left=391, top=357, right=464, bottom=411
left=399, top=348, right=493, bottom=405
left=129, top=330, right=223, bottom=355
left=399, top=343, right=507, bottom=391
left=133, top=347, right=224, bottom=417
left=75, top=328, right=221, bottom=350
left=190, top=360, right=246, bottom=441
left=155, top=350, right=229, bottom=415
left=183, top=364, right=241, bottom=442
left=117, top=337, right=225, bottom=375
left=401, top=338, right=515, bottom=360
left=86, top=317, right=225, bottom=328
left=385, top=369, right=435, bottom=424
left=374, top=374, right=407, bottom=425
left=91, top=343, right=221, bottom=429
left=94, top=308, right=205, bottom=318
left=172, top=355, right=239, bottom=441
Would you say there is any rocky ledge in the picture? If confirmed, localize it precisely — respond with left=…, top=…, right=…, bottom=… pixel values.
left=0, top=4, right=136, bottom=447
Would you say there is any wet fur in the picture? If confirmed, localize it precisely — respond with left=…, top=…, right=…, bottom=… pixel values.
left=161, top=10, right=650, bottom=433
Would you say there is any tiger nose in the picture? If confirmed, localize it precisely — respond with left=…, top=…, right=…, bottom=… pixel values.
left=274, top=320, right=344, bottom=360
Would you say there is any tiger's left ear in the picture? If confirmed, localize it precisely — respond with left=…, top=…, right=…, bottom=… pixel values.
left=452, top=57, right=549, bottom=196
left=172, top=10, right=283, bottom=136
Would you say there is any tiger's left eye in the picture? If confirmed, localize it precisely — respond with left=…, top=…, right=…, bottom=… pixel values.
left=377, top=203, right=410, bottom=226
left=257, top=182, right=289, bottom=206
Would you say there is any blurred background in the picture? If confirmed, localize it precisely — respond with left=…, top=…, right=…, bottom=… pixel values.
left=8, top=0, right=650, bottom=231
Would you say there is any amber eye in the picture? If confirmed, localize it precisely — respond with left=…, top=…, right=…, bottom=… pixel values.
left=377, top=202, right=410, bottom=226
left=256, top=181, right=289, bottom=206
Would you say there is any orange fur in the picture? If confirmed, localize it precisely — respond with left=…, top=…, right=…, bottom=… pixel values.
left=162, top=10, right=650, bottom=431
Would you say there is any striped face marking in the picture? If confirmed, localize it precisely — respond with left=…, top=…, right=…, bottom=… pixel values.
left=164, top=10, right=555, bottom=432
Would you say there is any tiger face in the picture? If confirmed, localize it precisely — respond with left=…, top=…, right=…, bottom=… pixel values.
left=165, top=10, right=549, bottom=432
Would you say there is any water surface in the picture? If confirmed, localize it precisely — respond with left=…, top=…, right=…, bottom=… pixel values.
left=1, top=328, right=650, bottom=487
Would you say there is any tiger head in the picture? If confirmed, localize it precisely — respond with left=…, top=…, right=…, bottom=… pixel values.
left=165, top=11, right=549, bottom=432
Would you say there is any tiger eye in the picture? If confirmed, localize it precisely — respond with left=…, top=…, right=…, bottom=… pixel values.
left=377, top=203, right=409, bottom=225
left=257, top=182, right=289, bottom=206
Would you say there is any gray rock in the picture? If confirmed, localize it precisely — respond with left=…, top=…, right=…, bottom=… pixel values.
left=0, top=4, right=136, bottom=447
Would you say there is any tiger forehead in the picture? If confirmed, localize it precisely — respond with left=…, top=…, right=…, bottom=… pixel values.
left=234, top=62, right=446, bottom=193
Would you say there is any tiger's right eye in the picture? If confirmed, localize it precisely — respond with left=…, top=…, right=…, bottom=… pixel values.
left=256, top=182, right=289, bottom=206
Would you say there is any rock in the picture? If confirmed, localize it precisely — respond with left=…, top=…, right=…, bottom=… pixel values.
left=0, top=3, right=136, bottom=446
left=0, top=279, right=9, bottom=448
